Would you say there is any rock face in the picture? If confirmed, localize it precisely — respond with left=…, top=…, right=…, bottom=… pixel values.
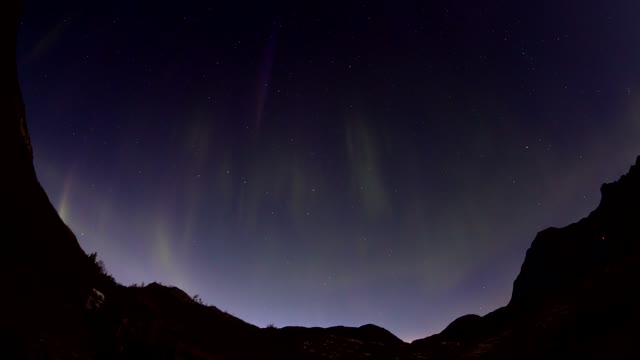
left=1, top=1, right=97, bottom=358
left=411, top=158, right=640, bottom=359
left=512, top=157, right=640, bottom=310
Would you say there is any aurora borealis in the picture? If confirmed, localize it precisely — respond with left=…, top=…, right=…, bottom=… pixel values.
left=16, top=1, right=640, bottom=341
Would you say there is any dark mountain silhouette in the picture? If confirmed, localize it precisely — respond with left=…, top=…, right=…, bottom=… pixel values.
left=1, top=1, right=100, bottom=358
left=3, top=1, right=639, bottom=358
left=410, top=158, right=640, bottom=359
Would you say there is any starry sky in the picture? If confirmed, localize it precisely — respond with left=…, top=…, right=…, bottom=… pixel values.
left=16, top=0, right=640, bottom=341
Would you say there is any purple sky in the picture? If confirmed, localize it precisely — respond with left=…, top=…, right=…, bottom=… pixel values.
left=17, top=0, right=640, bottom=341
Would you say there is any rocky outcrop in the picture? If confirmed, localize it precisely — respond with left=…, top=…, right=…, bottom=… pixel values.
left=1, top=0, right=91, bottom=291
left=1, top=2, right=97, bottom=358
left=410, top=157, right=640, bottom=359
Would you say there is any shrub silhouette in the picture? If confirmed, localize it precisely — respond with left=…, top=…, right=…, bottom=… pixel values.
left=192, top=294, right=204, bottom=305
left=87, top=252, right=116, bottom=288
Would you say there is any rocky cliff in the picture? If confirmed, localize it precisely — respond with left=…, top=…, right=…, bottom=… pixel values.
left=411, top=157, right=640, bottom=359
left=1, top=1, right=98, bottom=358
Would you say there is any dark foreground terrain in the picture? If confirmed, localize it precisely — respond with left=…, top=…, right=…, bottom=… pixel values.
left=2, top=2, right=639, bottom=359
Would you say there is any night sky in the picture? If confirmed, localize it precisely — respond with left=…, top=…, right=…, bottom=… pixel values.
left=16, top=0, right=640, bottom=341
